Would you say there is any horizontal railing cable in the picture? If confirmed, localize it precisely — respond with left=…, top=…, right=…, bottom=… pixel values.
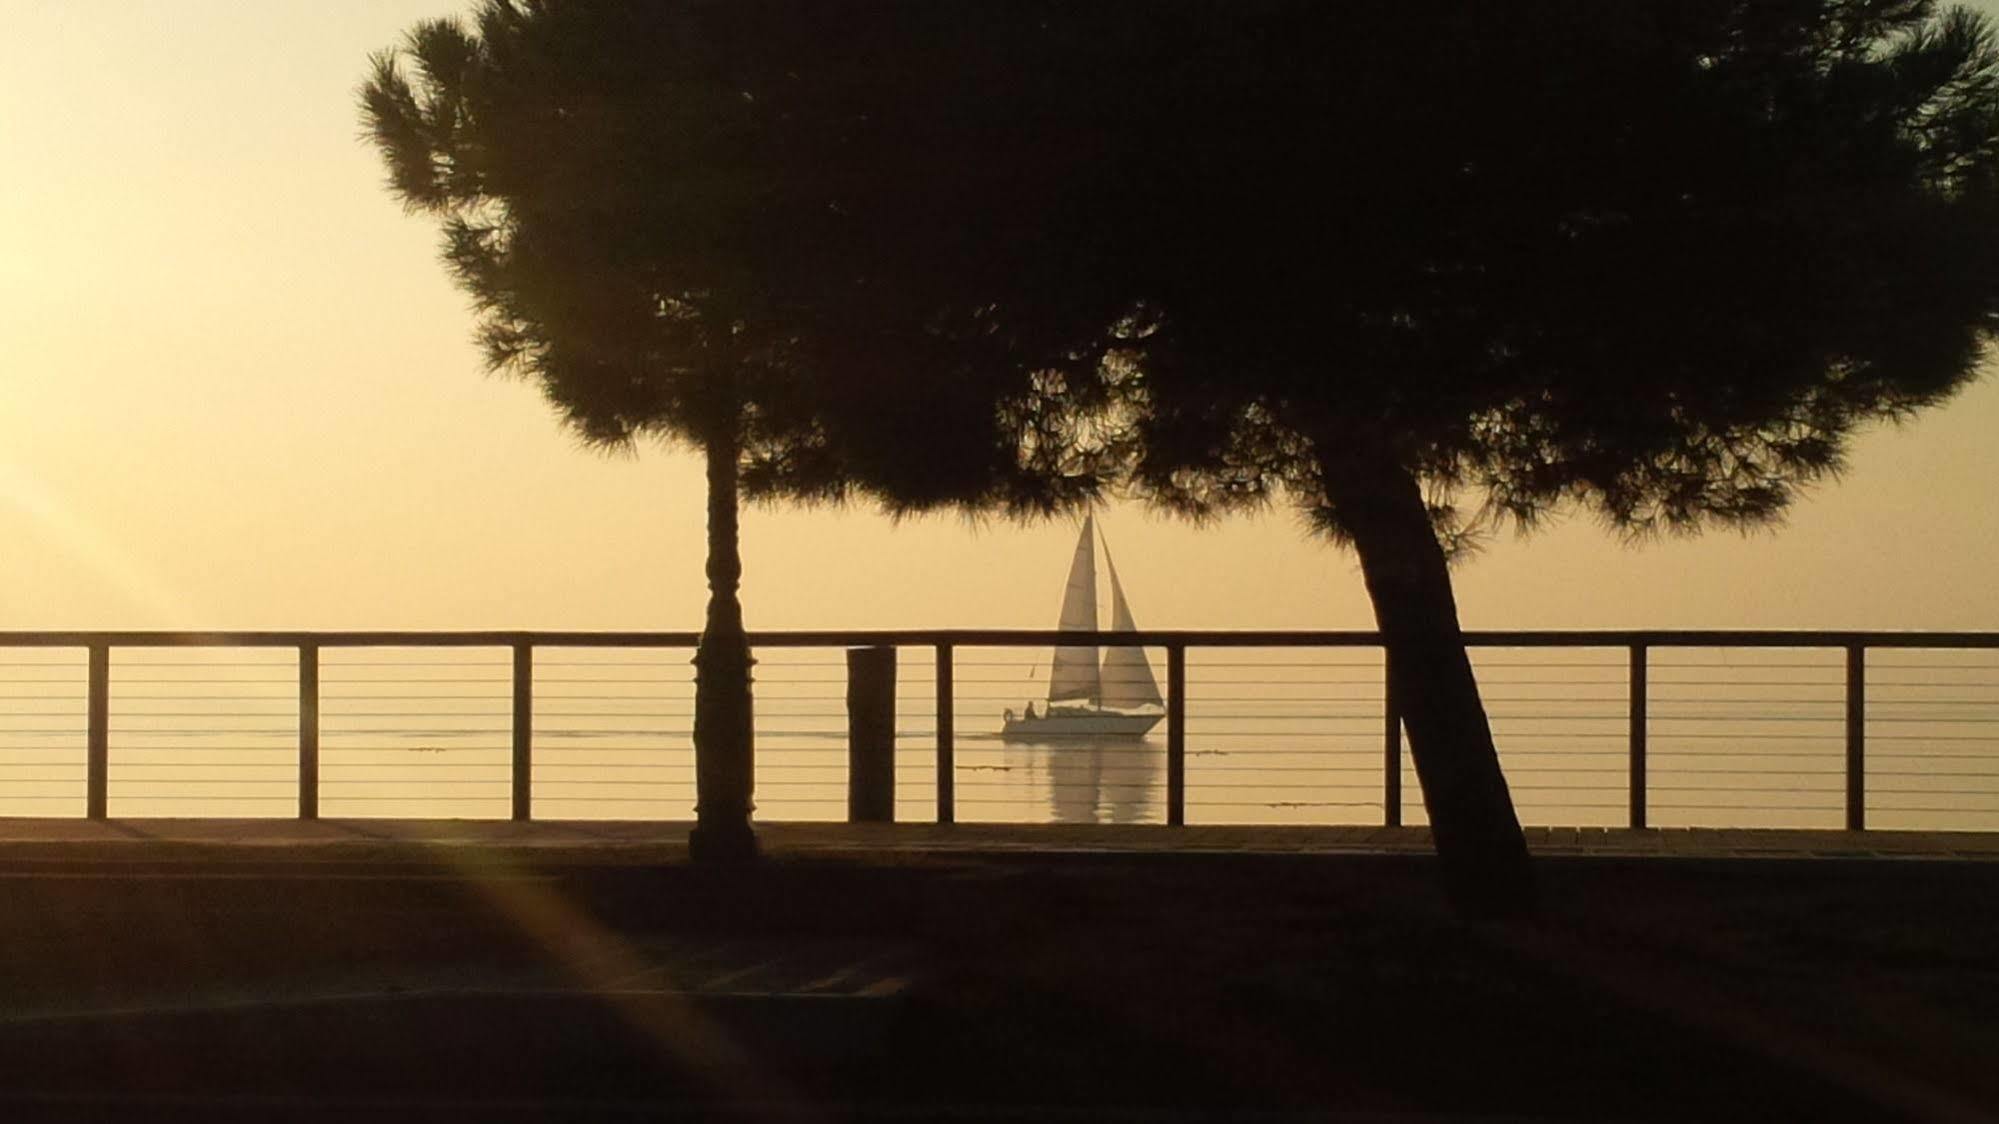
left=0, top=631, right=1993, bottom=830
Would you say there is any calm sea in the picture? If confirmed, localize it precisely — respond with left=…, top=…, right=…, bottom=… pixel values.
left=1, top=645, right=1994, bottom=832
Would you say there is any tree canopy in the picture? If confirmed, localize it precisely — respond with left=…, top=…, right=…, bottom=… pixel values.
left=366, top=0, right=1999, bottom=544
left=359, top=0, right=1122, bottom=517
left=1102, top=0, right=1999, bottom=552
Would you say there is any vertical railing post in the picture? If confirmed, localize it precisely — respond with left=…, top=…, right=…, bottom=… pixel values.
left=847, top=646, right=898, bottom=822
left=298, top=644, right=319, bottom=820
left=86, top=643, right=108, bottom=820
left=935, top=643, right=954, bottom=825
left=512, top=643, right=533, bottom=822
left=1167, top=644, right=1186, bottom=827
left=1383, top=646, right=1402, bottom=828
left=1629, top=643, right=1648, bottom=830
left=1846, top=643, right=1866, bottom=831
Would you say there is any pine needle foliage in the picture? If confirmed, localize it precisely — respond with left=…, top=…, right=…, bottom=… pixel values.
left=359, top=0, right=1123, bottom=518
left=1069, top=0, right=1999, bottom=550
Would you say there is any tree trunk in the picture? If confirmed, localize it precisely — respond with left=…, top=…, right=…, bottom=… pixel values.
left=688, top=421, right=759, bottom=863
left=1321, top=453, right=1535, bottom=919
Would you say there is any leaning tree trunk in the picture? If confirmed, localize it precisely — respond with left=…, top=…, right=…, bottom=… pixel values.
left=688, top=417, right=759, bottom=863
left=1321, top=453, right=1535, bottom=919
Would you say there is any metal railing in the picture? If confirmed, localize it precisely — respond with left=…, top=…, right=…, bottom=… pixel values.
left=1, top=630, right=1996, bottom=831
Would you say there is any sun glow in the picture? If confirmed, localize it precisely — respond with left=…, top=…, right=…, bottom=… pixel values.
left=0, top=454, right=203, bottom=629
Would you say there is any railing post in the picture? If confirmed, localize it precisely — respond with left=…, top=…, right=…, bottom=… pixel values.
left=512, top=643, right=532, bottom=822
left=1167, top=644, right=1186, bottom=827
left=1847, top=643, right=1866, bottom=831
left=299, top=644, right=319, bottom=820
left=1383, top=646, right=1401, bottom=828
left=86, top=643, right=108, bottom=820
left=847, top=646, right=897, bottom=822
left=935, top=643, right=954, bottom=824
left=1629, top=643, right=1647, bottom=830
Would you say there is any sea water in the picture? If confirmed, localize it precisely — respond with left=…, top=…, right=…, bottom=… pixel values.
left=0, top=644, right=1994, bottom=832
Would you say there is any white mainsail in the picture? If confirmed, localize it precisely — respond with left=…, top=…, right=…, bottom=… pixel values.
left=1046, top=514, right=1100, bottom=704
left=1004, top=512, right=1165, bottom=739
left=1100, top=543, right=1164, bottom=710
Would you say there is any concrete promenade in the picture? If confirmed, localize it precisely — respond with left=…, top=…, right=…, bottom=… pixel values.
left=1, top=816, right=1995, bottom=862
left=4, top=818, right=1997, bottom=1120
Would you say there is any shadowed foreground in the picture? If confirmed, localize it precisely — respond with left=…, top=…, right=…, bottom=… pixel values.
left=0, top=824, right=1993, bottom=1121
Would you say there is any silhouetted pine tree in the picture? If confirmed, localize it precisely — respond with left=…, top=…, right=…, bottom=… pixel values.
left=359, top=3, right=1115, bottom=859
left=1113, top=0, right=1999, bottom=916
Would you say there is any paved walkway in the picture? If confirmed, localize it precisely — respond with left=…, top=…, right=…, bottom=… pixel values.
left=0, top=817, right=1994, bottom=861
left=3, top=817, right=1996, bottom=1118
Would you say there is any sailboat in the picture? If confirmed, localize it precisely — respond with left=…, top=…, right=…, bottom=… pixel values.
left=1001, top=514, right=1165, bottom=740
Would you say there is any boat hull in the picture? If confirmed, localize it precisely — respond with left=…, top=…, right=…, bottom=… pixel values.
left=1000, top=708, right=1163, bottom=741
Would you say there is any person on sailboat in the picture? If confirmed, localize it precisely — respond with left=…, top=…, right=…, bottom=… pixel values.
left=1000, top=512, right=1166, bottom=740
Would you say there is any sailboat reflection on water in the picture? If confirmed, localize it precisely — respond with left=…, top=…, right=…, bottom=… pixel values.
left=1002, top=514, right=1165, bottom=740
left=1043, top=742, right=1161, bottom=823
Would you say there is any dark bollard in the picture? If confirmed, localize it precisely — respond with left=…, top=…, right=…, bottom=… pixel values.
left=847, top=646, right=897, bottom=822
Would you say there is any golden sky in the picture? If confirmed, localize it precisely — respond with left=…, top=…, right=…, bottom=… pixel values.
left=4, top=1, right=1999, bottom=634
